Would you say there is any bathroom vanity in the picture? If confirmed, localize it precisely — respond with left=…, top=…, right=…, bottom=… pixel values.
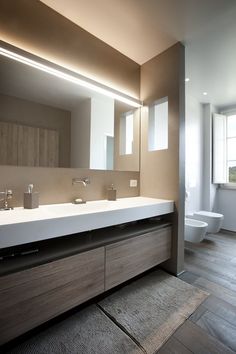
left=0, top=197, right=173, bottom=345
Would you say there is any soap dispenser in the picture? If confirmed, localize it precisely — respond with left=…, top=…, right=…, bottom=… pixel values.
left=24, top=184, right=39, bottom=209
left=107, top=184, right=117, bottom=201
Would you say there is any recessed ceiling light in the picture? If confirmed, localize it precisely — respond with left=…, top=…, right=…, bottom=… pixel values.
left=185, top=78, right=190, bottom=82
left=203, top=92, right=208, bottom=96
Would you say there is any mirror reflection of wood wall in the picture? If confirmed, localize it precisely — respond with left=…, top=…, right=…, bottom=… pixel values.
left=0, top=122, right=59, bottom=167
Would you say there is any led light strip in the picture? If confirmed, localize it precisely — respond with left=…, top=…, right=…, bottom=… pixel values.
left=0, top=46, right=142, bottom=108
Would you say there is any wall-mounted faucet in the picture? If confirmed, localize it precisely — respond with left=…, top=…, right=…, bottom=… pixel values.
left=72, top=177, right=90, bottom=186
left=72, top=178, right=90, bottom=204
left=0, top=189, right=13, bottom=210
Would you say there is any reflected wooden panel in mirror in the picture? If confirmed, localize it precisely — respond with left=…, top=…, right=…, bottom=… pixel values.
left=0, top=46, right=140, bottom=171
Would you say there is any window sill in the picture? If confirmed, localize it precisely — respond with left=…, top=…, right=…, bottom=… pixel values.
left=220, top=183, right=236, bottom=190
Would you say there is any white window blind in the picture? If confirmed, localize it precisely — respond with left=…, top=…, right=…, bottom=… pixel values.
left=213, top=113, right=227, bottom=183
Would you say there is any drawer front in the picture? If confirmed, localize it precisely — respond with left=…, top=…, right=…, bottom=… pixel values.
left=105, top=226, right=171, bottom=290
left=0, top=247, right=104, bottom=345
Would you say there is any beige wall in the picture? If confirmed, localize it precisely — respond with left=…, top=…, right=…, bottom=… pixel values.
left=0, top=0, right=140, bottom=98
left=0, top=166, right=139, bottom=207
left=0, top=94, right=71, bottom=167
left=0, top=0, right=140, bottom=204
left=140, top=43, right=185, bottom=275
left=0, top=1, right=185, bottom=273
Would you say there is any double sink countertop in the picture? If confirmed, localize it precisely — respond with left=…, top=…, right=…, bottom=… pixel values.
left=0, top=197, right=174, bottom=249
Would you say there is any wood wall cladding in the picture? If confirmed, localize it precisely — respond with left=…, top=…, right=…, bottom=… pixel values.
left=0, top=122, right=59, bottom=167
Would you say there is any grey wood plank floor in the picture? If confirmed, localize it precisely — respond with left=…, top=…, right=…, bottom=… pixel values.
left=158, top=231, right=236, bottom=354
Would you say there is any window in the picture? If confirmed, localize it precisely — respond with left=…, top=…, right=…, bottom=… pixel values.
left=148, top=97, right=168, bottom=151
left=227, top=114, right=236, bottom=182
left=213, top=112, right=236, bottom=184
left=120, top=111, right=134, bottom=155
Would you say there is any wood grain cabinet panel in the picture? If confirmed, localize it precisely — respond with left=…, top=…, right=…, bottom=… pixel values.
left=0, top=247, right=104, bottom=345
left=105, top=226, right=172, bottom=290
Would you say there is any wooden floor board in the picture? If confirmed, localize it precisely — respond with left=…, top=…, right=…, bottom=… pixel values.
left=174, top=320, right=235, bottom=354
left=202, top=295, right=236, bottom=327
left=193, top=276, right=236, bottom=307
left=185, top=238, right=236, bottom=259
left=208, top=231, right=236, bottom=243
left=184, top=251, right=236, bottom=282
left=178, top=271, right=199, bottom=285
left=185, top=243, right=236, bottom=267
left=184, top=259, right=236, bottom=293
left=172, top=231, right=236, bottom=353
left=195, top=310, right=236, bottom=351
left=157, top=336, right=193, bottom=354
left=189, top=304, right=207, bottom=323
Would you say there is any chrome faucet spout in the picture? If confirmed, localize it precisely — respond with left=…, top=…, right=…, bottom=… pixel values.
left=71, top=178, right=90, bottom=204
left=72, top=177, right=90, bottom=186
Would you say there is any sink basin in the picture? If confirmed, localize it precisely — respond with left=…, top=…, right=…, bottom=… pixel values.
left=0, top=197, right=174, bottom=249
left=42, top=200, right=112, bottom=216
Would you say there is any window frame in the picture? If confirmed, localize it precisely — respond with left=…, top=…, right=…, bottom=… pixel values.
left=148, top=96, right=168, bottom=152
left=220, top=109, right=236, bottom=188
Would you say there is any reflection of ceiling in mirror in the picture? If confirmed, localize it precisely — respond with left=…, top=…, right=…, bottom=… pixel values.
left=0, top=56, right=110, bottom=111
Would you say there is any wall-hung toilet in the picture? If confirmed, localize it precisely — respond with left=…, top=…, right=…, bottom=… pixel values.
left=185, top=218, right=208, bottom=243
left=192, top=211, right=224, bottom=233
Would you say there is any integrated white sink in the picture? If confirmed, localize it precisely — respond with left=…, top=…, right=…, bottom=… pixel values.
left=0, top=197, right=174, bottom=249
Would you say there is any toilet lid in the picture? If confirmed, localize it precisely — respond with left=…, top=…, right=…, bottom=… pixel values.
left=194, top=211, right=223, bottom=218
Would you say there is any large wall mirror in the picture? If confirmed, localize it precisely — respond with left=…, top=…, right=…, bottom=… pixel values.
left=0, top=43, right=140, bottom=171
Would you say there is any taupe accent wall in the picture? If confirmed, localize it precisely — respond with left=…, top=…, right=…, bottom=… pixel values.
left=0, top=166, right=139, bottom=207
left=0, top=0, right=185, bottom=273
left=140, top=43, right=185, bottom=275
left=0, top=0, right=140, bottom=98
left=0, top=0, right=140, bottom=203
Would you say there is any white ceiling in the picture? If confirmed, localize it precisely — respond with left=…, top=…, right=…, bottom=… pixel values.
left=40, top=0, right=236, bottom=108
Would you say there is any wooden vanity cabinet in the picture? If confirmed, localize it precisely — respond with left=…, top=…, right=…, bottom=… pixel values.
left=0, top=247, right=104, bottom=345
left=0, top=222, right=172, bottom=345
left=105, top=226, right=172, bottom=290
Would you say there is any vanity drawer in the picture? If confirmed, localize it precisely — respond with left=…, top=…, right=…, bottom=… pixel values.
left=0, top=247, right=104, bottom=345
left=105, top=226, right=171, bottom=290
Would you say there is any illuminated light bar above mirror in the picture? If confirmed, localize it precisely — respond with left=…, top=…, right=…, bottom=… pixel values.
left=0, top=42, right=142, bottom=108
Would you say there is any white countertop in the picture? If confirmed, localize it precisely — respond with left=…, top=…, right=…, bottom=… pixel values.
left=0, top=197, right=174, bottom=249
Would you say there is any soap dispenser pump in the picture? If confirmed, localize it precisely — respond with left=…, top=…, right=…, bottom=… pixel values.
left=107, top=184, right=117, bottom=201
left=24, top=184, right=39, bottom=209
